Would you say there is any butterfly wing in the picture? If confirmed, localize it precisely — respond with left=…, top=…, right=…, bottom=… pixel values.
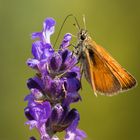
left=83, top=47, right=121, bottom=95
left=84, top=38, right=137, bottom=95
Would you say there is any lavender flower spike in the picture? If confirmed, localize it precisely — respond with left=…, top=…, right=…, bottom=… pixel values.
left=25, top=17, right=86, bottom=140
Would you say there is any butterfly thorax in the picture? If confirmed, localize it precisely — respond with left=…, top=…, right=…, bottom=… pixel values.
left=75, top=29, right=91, bottom=61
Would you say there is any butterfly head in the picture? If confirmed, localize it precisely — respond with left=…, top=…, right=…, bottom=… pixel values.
left=78, top=29, right=88, bottom=41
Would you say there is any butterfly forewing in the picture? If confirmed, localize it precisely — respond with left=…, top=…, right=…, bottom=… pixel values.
left=84, top=45, right=121, bottom=95
left=84, top=37, right=137, bottom=95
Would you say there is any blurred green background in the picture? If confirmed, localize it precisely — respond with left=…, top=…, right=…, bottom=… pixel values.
left=0, top=0, right=140, bottom=140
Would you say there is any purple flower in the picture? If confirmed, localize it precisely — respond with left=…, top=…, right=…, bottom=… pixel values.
left=32, top=17, right=56, bottom=44
left=24, top=100, right=51, bottom=129
left=46, top=104, right=79, bottom=133
left=25, top=17, right=86, bottom=140
left=60, top=33, right=72, bottom=49
left=65, top=129, right=87, bottom=140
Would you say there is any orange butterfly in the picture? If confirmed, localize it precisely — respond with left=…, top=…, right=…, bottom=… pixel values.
left=75, top=29, right=137, bottom=96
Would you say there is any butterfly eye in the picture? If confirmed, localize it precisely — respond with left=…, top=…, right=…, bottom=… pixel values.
left=80, top=34, right=86, bottom=40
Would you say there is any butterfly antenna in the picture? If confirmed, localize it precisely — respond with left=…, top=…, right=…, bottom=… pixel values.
left=54, top=14, right=80, bottom=48
left=83, top=14, right=86, bottom=30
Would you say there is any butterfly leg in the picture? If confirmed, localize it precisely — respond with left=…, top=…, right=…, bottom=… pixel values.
left=79, top=63, right=84, bottom=90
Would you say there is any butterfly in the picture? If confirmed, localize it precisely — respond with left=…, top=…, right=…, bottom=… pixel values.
left=74, top=28, right=137, bottom=96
